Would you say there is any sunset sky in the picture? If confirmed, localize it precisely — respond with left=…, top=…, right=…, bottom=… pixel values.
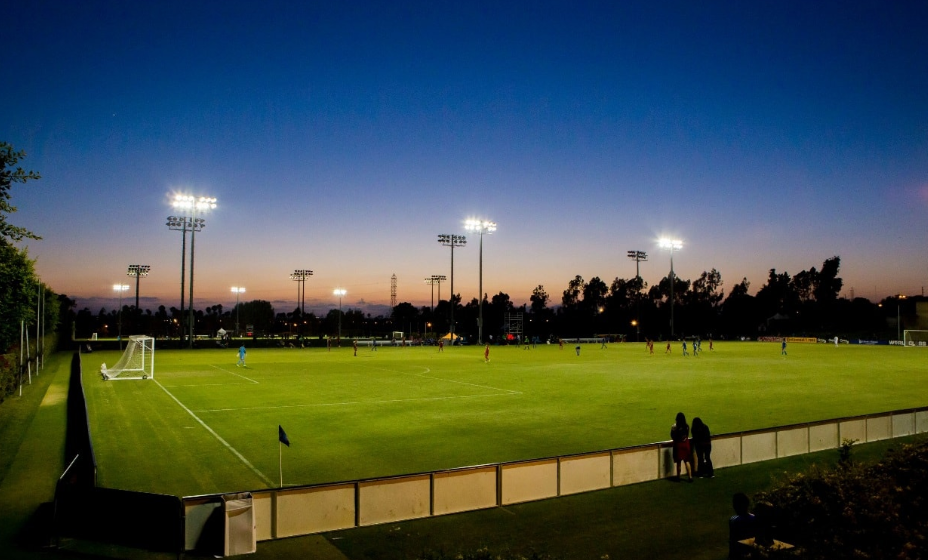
left=5, top=1, right=928, bottom=317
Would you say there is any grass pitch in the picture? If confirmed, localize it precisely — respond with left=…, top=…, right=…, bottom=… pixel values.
left=82, top=341, right=926, bottom=497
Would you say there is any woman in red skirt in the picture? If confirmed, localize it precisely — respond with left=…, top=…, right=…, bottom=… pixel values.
left=671, top=412, right=695, bottom=481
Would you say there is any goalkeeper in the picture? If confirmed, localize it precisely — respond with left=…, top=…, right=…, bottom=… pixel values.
left=237, top=344, right=246, bottom=367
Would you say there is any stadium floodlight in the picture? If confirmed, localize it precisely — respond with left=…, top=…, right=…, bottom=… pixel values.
left=113, top=284, right=130, bottom=347
left=167, top=215, right=203, bottom=345
left=171, top=195, right=216, bottom=348
left=464, top=219, right=497, bottom=344
left=627, top=251, right=648, bottom=341
left=231, top=287, right=246, bottom=337
left=334, top=288, right=347, bottom=342
left=290, top=270, right=313, bottom=337
left=424, top=275, right=447, bottom=313
left=126, top=265, right=150, bottom=311
left=658, top=239, right=683, bottom=337
left=437, top=234, right=466, bottom=345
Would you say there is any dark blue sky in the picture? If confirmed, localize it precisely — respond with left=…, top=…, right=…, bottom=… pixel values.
left=6, top=1, right=928, bottom=315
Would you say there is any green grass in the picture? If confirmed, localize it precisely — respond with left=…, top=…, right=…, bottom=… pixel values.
left=82, top=341, right=928, bottom=497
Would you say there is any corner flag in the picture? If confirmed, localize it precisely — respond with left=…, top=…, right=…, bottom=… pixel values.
left=278, top=425, right=290, bottom=447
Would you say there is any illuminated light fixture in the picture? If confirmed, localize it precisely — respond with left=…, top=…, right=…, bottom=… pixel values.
left=333, top=288, right=347, bottom=342
left=231, top=287, right=246, bottom=337
left=171, top=194, right=217, bottom=347
left=658, top=238, right=683, bottom=337
left=464, top=219, right=497, bottom=344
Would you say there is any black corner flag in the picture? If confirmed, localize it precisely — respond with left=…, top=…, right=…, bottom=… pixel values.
left=278, top=425, right=290, bottom=447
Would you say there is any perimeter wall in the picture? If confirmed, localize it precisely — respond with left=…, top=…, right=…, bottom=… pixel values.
left=183, top=407, right=928, bottom=550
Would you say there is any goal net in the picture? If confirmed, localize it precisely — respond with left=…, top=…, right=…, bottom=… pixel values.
left=101, top=336, right=155, bottom=380
left=902, top=330, right=928, bottom=347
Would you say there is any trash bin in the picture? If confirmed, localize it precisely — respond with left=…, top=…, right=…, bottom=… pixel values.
left=223, top=492, right=255, bottom=556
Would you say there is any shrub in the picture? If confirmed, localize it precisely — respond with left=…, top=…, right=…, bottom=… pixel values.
left=753, top=439, right=928, bottom=559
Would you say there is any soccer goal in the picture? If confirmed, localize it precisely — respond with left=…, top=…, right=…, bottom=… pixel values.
left=902, top=330, right=928, bottom=347
left=101, top=336, right=155, bottom=380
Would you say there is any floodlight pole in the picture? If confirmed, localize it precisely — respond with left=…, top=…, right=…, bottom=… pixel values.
left=113, top=284, right=129, bottom=348
left=291, top=270, right=313, bottom=337
left=167, top=216, right=203, bottom=345
left=231, top=287, right=245, bottom=337
left=126, top=265, right=150, bottom=311
left=424, top=275, right=446, bottom=313
left=334, top=288, right=346, bottom=343
left=898, top=294, right=907, bottom=341
left=172, top=195, right=216, bottom=348
left=659, top=239, right=682, bottom=338
left=627, top=250, right=648, bottom=341
left=464, top=219, right=497, bottom=345
left=438, top=234, right=466, bottom=345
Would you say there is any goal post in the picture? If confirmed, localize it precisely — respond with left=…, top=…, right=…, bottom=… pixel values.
left=101, top=336, right=155, bottom=380
left=902, top=330, right=928, bottom=347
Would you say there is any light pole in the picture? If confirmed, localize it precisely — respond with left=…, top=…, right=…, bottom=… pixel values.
left=231, top=287, right=245, bottom=337
left=113, top=284, right=129, bottom=347
left=126, top=265, right=150, bottom=311
left=659, top=239, right=683, bottom=338
left=898, top=294, right=907, bottom=342
left=334, top=288, right=346, bottom=343
left=290, top=270, right=312, bottom=337
left=167, top=216, right=202, bottom=345
left=424, top=275, right=446, bottom=313
left=172, top=195, right=216, bottom=348
left=438, top=234, right=466, bottom=344
left=627, top=250, right=648, bottom=342
left=464, top=219, right=497, bottom=345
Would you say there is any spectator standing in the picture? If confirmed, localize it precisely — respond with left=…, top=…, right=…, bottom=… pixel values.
left=670, top=412, right=694, bottom=481
left=692, top=417, right=714, bottom=478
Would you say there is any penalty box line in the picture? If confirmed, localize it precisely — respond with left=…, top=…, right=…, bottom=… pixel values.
left=154, top=379, right=274, bottom=487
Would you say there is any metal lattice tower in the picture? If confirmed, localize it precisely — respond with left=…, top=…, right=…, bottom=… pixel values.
left=506, top=312, right=524, bottom=338
left=390, top=274, right=397, bottom=309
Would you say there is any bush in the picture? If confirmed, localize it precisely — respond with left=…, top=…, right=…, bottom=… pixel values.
left=753, top=439, right=928, bottom=559
left=0, top=353, right=15, bottom=402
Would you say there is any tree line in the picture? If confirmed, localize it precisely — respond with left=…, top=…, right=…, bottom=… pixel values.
left=57, top=253, right=909, bottom=344
left=0, top=141, right=910, bottom=352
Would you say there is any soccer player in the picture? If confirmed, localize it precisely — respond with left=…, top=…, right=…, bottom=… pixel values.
left=484, top=343, right=490, bottom=363
left=665, top=341, right=671, bottom=354
left=237, top=344, right=246, bottom=367
left=353, top=339, right=358, bottom=357
left=682, top=340, right=688, bottom=356
left=781, top=338, right=787, bottom=355
left=438, top=339, right=444, bottom=352
left=575, top=344, right=581, bottom=356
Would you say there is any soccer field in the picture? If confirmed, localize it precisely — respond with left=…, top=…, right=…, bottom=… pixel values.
left=83, top=341, right=926, bottom=497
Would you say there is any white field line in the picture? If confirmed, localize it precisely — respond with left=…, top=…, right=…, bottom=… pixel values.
left=162, top=383, right=235, bottom=388
left=210, top=364, right=259, bottom=383
left=154, top=379, right=273, bottom=487
left=196, top=392, right=516, bottom=413
left=364, top=365, right=523, bottom=395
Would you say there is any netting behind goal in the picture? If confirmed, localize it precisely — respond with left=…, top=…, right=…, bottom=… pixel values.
left=101, top=336, right=155, bottom=380
left=903, top=330, right=928, bottom=347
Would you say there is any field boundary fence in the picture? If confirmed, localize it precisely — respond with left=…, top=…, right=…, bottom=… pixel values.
left=59, top=351, right=928, bottom=555
left=181, top=407, right=928, bottom=552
